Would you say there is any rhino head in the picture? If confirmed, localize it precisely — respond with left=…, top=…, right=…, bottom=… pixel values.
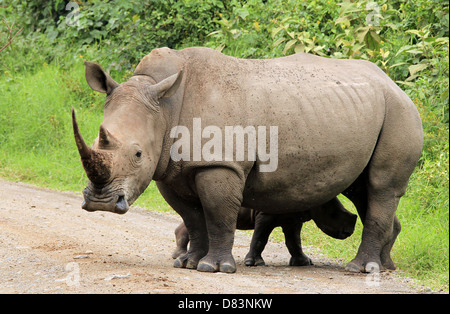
left=72, top=61, right=182, bottom=214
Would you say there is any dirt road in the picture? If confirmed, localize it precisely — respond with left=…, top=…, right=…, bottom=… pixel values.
left=0, top=179, right=430, bottom=294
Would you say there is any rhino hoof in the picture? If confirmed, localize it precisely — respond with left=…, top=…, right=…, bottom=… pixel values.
left=346, top=257, right=386, bottom=273
left=173, top=257, right=186, bottom=268
left=244, top=257, right=265, bottom=267
left=345, top=261, right=365, bottom=273
left=220, top=262, right=236, bottom=273
left=197, top=261, right=218, bottom=273
left=197, top=256, right=236, bottom=273
left=289, top=256, right=313, bottom=266
left=186, top=259, right=199, bottom=269
left=174, top=256, right=199, bottom=269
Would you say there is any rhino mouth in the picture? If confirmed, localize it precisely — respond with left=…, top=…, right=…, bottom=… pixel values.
left=81, top=187, right=129, bottom=214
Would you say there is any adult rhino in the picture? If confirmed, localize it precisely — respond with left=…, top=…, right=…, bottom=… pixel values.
left=72, top=47, right=423, bottom=274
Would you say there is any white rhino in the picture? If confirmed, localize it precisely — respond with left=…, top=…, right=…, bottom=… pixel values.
left=73, top=47, right=423, bottom=274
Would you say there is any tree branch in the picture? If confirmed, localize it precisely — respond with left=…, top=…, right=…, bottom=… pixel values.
left=0, top=19, right=23, bottom=54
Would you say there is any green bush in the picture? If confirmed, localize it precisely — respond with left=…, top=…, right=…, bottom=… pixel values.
left=2, top=0, right=225, bottom=71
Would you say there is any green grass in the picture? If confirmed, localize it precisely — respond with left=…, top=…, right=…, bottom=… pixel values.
left=0, top=62, right=103, bottom=190
left=134, top=181, right=173, bottom=212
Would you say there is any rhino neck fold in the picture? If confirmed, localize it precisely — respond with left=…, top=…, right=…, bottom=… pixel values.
left=152, top=76, right=186, bottom=181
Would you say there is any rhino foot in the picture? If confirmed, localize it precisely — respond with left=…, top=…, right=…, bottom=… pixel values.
left=381, top=253, right=397, bottom=271
left=171, top=248, right=187, bottom=260
left=244, top=256, right=265, bottom=267
left=197, top=254, right=236, bottom=273
left=289, top=255, right=313, bottom=266
left=173, top=252, right=203, bottom=269
left=345, top=261, right=364, bottom=273
left=345, top=258, right=390, bottom=273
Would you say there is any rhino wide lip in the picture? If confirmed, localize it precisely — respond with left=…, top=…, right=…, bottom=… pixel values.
left=82, top=187, right=129, bottom=214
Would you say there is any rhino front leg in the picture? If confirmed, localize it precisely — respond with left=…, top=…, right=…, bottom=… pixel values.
left=195, top=168, right=244, bottom=273
left=156, top=182, right=208, bottom=269
left=244, top=213, right=276, bottom=266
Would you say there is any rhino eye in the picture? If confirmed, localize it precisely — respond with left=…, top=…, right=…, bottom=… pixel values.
left=135, top=151, right=142, bottom=158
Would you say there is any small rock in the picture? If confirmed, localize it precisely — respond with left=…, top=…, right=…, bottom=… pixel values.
left=73, top=254, right=90, bottom=259
left=104, top=274, right=130, bottom=281
left=16, top=246, right=31, bottom=250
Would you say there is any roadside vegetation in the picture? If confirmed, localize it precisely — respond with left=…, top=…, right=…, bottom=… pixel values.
left=0, top=0, right=447, bottom=290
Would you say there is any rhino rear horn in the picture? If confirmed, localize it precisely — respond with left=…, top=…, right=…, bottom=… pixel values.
left=98, top=124, right=120, bottom=149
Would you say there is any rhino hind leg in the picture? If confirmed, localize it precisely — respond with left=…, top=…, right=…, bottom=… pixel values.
left=342, top=171, right=398, bottom=272
left=342, top=170, right=368, bottom=223
left=345, top=94, right=422, bottom=273
left=172, top=222, right=189, bottom=259
left=281, top=221, right=313, bottom=266
left=244, top=213, right=275, bottom=267
left=380, top=214, right=401, bottom=270
left=346, top=189, right=403, bottom=273
left=345, top=155, right=414, bottom=273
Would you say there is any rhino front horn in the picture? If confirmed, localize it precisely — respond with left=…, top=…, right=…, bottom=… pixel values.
left=72, top=108, right=112, bottom=184
left=72, top=108, right=92, bottom=160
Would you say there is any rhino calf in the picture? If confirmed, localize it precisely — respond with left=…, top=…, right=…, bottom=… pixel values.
left=74, top=47, right=422, bottom=274
left=173, top=197, right=357, bottom=267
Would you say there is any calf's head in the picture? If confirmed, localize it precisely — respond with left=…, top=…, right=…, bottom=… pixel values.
left=73, top=61, right=181, bottom=214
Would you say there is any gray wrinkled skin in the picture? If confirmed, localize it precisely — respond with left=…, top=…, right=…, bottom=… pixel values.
left=74, top=47, right=423, bottom=274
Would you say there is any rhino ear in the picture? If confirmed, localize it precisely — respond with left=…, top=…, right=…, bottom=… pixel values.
left=153, top=70, right=183, bottom=99
left=85, top=61, right=119, bottom=94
